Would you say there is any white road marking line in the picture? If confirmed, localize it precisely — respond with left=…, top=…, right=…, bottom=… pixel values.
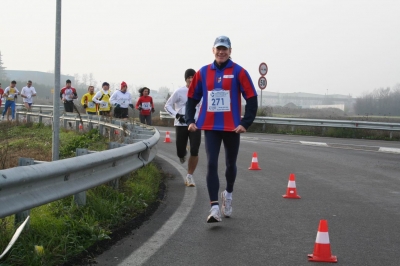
left=119, top=153, right=196, bottom=266
left=241, top=140, right=258, bottom=143
left=300, top=141, right=328, bottom=147
left=378, top=147, right=400, bottom=154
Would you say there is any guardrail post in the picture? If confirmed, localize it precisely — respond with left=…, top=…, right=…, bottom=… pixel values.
left=99, top=124, right=104, bottom=136
left=74, top=149, right=88, bottom=206
left=107, top=142, right=124, bottom=189
left=15, top=158, right=34, bottom=229
left=38, top=110, right=43, bottom=124
left=88, top=116, right=93, bottom=130
left=390, top=131, right=393, bottom=139
left=26, top=113, right=31, bottom=123
left=75, top=121, right=80, bottom=132
left=291, top=126, right=295, bottom=132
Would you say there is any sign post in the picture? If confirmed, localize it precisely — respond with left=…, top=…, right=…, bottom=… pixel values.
left=258, top=62, right=268, bottom=108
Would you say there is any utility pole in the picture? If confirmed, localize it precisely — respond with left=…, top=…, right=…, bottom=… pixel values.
left=52, top=0, right=62, bottom=161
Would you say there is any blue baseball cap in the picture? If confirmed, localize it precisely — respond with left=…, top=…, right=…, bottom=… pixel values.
left=213, top=36, right=231, bottom=48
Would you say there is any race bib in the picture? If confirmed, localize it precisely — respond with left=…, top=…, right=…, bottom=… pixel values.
left=100, top=101, right=108, bottom=108
left=88, top=101, right=95, bottom=108
left=7, top=93, right=15, bottom=99
left=207, top=89, right=230, bottom=112
left=142, top=102, right=151, bottom=110
left=117, top=98, right=127, bottom=105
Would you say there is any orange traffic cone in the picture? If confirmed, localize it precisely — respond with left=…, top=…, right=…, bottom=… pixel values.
left=164, top=131, right=172, bottom=143
left=282, top=173, right=301, bottom=199
left=308, top=220, right=337, bottom=262
left=79, top=123, right=83, bottom=131
left=248, top=152, right=261, bottom=170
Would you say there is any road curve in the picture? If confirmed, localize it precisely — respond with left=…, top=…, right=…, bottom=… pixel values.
left=94, top=128, right=400, bottom=266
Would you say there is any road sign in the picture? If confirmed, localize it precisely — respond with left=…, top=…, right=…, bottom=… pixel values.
left=259, top=62, right=268, bottom=76
left=258, top=76, right=267, bottom=90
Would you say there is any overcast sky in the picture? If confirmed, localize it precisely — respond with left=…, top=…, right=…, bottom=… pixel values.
left=1, top=0, right=399, bottom=97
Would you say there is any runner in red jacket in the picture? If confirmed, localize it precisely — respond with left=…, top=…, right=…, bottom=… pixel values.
left=135, top=87, right=155, bottom=125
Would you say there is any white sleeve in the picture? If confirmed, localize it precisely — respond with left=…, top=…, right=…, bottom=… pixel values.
left=164, top=90, right=179, bottom=118
left=92, top=91, right=102, bottom=103
left=109, top=91, right=118, bottom=106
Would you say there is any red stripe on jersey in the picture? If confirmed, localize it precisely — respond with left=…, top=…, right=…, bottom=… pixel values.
left=222, top=67, right=235, bottom=131
left=202, top=66, right=215, bottom=129
left=238, top=69, right=257, bottom=99
left=188, top=71, right=202, bottom=99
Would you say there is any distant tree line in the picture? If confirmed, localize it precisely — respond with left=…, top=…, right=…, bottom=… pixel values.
left=354, top=85, right=400, bottom=116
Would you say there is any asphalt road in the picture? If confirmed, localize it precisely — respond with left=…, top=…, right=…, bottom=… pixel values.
left=94, top=127, right=400, bottom=266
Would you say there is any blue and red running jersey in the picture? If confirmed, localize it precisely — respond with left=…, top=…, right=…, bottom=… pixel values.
left=188, top=59, right=257, bottom=131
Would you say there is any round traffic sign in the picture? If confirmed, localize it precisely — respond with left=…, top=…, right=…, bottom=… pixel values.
left=258, top=76, right=267, bottom=90
left=259, top=62, right=268, bottom=76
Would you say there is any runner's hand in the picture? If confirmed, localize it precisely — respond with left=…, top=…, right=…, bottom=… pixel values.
left=233, top=125, right=246, bottom=133
left=188, top=123, right=197, bottom=132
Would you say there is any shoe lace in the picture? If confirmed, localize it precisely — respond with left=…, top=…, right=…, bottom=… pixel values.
left=211, top=207, right=221, bottom=218
left=225, top=198, right=232, bottom=209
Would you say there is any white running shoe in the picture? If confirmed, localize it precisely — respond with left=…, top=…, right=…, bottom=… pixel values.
left=221, top=190, right=232, bottom=217
left=185, top=174, right=195, bottom=187
left=207, top=206, right=222, bottom=223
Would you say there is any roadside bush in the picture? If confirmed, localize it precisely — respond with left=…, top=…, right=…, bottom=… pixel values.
left=0, top=164, right=162, bottom=266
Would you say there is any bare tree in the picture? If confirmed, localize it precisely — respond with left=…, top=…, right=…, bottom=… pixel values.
left=0, top=51, right=7, bottom=79
left=74, top=73, right=80, bottom=88
left=81, top=74, right=88, bottom=89
left=89, top=73, right=94, bottom=85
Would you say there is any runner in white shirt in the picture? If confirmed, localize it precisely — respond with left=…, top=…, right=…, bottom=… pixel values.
left=110, top=81, right=134, bottom=119
left=21, top=80, right=37, bottom=111
left=164, top=69, right=202, bottom=187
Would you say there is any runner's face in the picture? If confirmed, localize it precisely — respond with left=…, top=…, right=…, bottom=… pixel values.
left=121, top=86, right=127, bottom=92
left=102, top=85, right=109, bottom=91
left=213, top=46, right=231, bottom=64
left=66, top=83, right=71, bottom=88
left=186, top=76, right=193, bottom=87
left=143, top=89, right=149, bottom=96
left=27, top=82, right=32, bottom=87
left=89, top=86, right=94, bottom=94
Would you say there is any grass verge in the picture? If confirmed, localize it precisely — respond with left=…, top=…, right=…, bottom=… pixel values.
left=0, top=123, right=164, bottom=266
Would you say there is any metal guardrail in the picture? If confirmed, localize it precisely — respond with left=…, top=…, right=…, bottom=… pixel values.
left=0, top=111, right=160, bottom=219
left=14, top=103, right=63, bottom=112
left=160, top=111, right=400, bottom=131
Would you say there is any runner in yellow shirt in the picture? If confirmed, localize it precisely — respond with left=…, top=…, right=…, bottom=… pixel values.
left=81, top=86, right=97, bottom=115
